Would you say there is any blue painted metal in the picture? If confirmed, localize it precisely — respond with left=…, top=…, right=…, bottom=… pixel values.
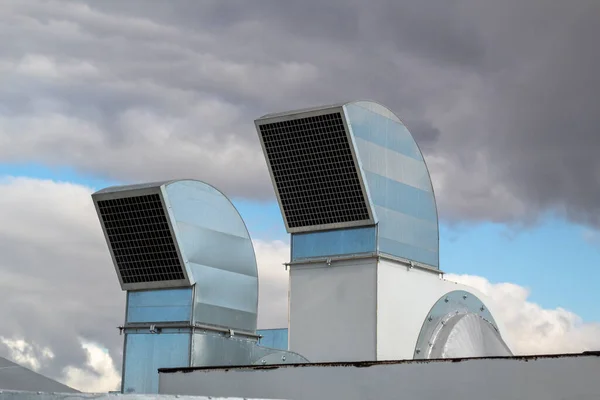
left=126, top=288, right=193, bottom=323
left=257, top=328, right=289, bottom=350
left=291, top=226, right=377, bottom=261
left=122, top=331, right=191, bottom=394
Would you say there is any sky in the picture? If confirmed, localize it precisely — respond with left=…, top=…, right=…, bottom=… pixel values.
left=0, top=0, right=599, bottom=393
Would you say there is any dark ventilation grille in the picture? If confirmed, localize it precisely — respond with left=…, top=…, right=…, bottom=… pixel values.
left=97, top=194, right=185, bottom=284
left=259, top=112, right=370, bottom=229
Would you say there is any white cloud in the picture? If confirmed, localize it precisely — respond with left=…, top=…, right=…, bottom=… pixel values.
left=0, top=337, right=54, bottom=371
left=446, top=274, right=600, bottom=355
left=63, top=340, right=121, bottom=393
left=0, top=176, right=124, bottom=389
left=254, top=239, right=290, bottom=329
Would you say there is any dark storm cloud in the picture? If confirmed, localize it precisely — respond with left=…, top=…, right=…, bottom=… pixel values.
left=1, top=0, right=598, bottom=221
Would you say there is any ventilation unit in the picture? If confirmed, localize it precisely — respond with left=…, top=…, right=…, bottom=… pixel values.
left=92, top=180, right=308, bottom=394
left=254, top=101, right=513, bottom=363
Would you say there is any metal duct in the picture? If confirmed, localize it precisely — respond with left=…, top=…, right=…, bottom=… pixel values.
left=413, top=290, right=513, bottom=359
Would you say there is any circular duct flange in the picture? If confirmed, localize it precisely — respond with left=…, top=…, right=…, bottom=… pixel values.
left=413, top=290, right=512, bottom=359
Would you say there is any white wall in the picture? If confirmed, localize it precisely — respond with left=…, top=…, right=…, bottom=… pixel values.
left=0, top=391, right=280, bottom=400
left=159, top=354, right=600, bottom=400
left=376, top=259, right=510, bottom=360
left=288, top=258, right=377, bottom=362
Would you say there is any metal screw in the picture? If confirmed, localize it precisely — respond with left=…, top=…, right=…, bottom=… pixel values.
left=444, top=297, right=449, bottom=303
left=428, top=316, right=433, bottom=322
left=261, top=360, right=266, bottom=365
left=480, top=306, right=485, bottom=312
left=282, top=355, right=286, bottom=361
left=463, top=295, right=468, bottom=299
left=415, top=348, right=421, bottom=354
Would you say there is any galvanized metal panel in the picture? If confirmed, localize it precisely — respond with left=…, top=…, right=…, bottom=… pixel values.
left=291, top=226, right=377, bottom=261
left=257, top=328, right=289, bottom=350
left=191, top=333, right=259, bottom=367
left=190, top=332, right=308, bottom=368
left=344, top=102, right=439, bottom=268
left=354, top=138, right=432, bottom=192
left=177, top=225, right=257, bottom=277
left=122, top=332, right=191, bottom=394
left=165, top=181, right=249, bottom=239
left=345, top=102, right=423, bottom=161
left=158, top=353, right=600, bottom=400
left=126, top=288, right=193, bottom=323
left=162, top=181, right=259, bottom=333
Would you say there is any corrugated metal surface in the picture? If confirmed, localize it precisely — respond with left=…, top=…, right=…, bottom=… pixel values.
left=0, top=357, right=78, bottom=393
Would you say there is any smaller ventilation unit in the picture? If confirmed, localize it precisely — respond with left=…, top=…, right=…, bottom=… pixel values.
left=92, top=180, right=308, bottom=395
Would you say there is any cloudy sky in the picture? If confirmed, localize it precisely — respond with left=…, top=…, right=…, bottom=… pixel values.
left=1, top=0, right=599, bottom=392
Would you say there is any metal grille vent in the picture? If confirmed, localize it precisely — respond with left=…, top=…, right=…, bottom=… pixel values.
left=97, top=194, right=185, bottom=284
left=259, top=112, right=370, bottom=229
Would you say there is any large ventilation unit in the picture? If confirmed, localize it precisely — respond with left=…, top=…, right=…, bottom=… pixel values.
left=254, top=101, right=513, bottom=363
